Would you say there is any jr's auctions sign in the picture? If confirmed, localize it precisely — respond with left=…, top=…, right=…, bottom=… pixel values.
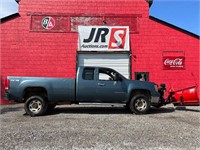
left=78, top=26, right=129, bottom=51
left=163, top=56, right=185, bottom=70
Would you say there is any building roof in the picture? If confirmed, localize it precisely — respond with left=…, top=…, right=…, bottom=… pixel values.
left=146, top=0, right=153, bottom=7
left=150, top=16, right=200, bottom=39
left=0, top=13, right=19, bottom=24
left=0, top=0, right=18, bottom=20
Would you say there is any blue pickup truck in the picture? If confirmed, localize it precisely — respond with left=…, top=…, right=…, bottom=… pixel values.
left=4, top=66, right=160, bottom=116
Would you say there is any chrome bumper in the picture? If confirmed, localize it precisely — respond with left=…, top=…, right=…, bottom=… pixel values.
left=151, top=96, right=160, bottom=104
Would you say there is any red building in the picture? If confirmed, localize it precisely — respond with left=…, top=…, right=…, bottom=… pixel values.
left=1, top=0, right=199, bottom=104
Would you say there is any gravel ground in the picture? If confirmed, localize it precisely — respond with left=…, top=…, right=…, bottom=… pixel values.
left=0, top=103, right=200, bottom=150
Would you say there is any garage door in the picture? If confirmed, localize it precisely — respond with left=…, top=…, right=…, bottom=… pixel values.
left=78, top=53, right=130, bottom=79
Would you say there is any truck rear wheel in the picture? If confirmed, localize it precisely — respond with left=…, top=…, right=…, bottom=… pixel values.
left=24, top=95, right=47, bottom=116
left=130, top=94, right=150, bottom=114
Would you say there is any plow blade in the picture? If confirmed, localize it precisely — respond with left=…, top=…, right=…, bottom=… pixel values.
left=172, top=86, right=199, bottom=106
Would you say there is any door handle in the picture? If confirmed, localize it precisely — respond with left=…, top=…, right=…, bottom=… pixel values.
left=98, top=83, right=105, bottom=86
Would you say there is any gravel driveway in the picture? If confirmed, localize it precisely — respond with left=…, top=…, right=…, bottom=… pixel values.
left=0, top=103, right=200, bottom=150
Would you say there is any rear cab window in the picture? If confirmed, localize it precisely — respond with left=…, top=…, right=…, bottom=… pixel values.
left=82, top=68, right=95, bottom=80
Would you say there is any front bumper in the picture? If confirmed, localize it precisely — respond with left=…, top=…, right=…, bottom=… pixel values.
left=151, top=96, right=160, bottom=104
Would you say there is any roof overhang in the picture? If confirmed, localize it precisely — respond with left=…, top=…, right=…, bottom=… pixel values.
left=150, top=16, right=200, bottom=39
left=0, top=13, right=20, bottom=24
left=146, top=0, right=153, bottom=7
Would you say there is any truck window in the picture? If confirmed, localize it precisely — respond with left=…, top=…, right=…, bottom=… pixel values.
left=135, top=72, right=149, bottom=81
left=82, top=68, right=95, bottom=80
left=98, top=68, right=116, bottom=81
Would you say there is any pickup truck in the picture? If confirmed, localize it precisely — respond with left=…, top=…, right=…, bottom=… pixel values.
left=4, top=66, right=160, bottom=116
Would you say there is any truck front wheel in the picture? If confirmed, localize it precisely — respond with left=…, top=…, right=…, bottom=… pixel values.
left=130, top=94, right=150, bottom=114
left=24, top=95, right=47, bottom=117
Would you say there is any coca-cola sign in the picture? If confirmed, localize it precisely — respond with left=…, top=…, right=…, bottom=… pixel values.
left=163, top=56, right=185, bottom=70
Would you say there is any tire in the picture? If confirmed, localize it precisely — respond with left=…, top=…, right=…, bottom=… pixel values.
left=24, top=95, right=48, bottom=117
left=129, top=94, right=150, bottom=114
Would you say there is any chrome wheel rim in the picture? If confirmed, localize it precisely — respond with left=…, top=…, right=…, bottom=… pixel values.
left=29, top=100, right=42, bottom=114
left=135, top=98, right=147, bottom=111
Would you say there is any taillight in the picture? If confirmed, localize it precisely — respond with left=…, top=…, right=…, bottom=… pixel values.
left=5, top=78, right=10, bottom=90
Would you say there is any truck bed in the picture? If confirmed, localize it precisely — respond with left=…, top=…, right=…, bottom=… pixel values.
left=7, top=76, right=76, bottom=102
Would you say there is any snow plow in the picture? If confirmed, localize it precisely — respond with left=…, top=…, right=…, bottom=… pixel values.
left=157, top=84, right=199, bottom=108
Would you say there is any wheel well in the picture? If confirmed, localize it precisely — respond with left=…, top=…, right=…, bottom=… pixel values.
left=23, top=87, right=48, bottom=101
left=129, top=89, right=151, bottom=102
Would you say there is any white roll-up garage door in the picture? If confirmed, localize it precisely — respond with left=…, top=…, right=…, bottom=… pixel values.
left=78, top=53, right=130, bottom=79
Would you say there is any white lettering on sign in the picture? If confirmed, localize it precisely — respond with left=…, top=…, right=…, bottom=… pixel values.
left=111, top=30, right=124, bottom=47
left=189, top=88, right=195, bottom=93
left=163, top=56, right=185, bottom=70
left=164, top=58, right=183, bottom=66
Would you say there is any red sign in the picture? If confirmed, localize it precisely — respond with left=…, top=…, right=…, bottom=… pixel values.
left=108, top=28, right=127, bottom=49
left=163, top=56, right=185, bottom=70
left=31, top=15, right=68, bottom=32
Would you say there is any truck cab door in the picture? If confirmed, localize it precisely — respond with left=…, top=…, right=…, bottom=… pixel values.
left=76, top=67, right=97, bottom=102
left=95, top=68, right=127, bottom=103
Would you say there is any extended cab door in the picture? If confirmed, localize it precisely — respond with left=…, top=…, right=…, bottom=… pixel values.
left=76, top=67, right=97, bottom=102
left=95, top=68, right=127, bottom=103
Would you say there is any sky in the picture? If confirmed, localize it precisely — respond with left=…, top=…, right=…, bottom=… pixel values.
left=150, top=0, right=200, bottom=36
left=0, top=0, right=18, bottom=19
left=0, top=0, right=199, bottom=36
